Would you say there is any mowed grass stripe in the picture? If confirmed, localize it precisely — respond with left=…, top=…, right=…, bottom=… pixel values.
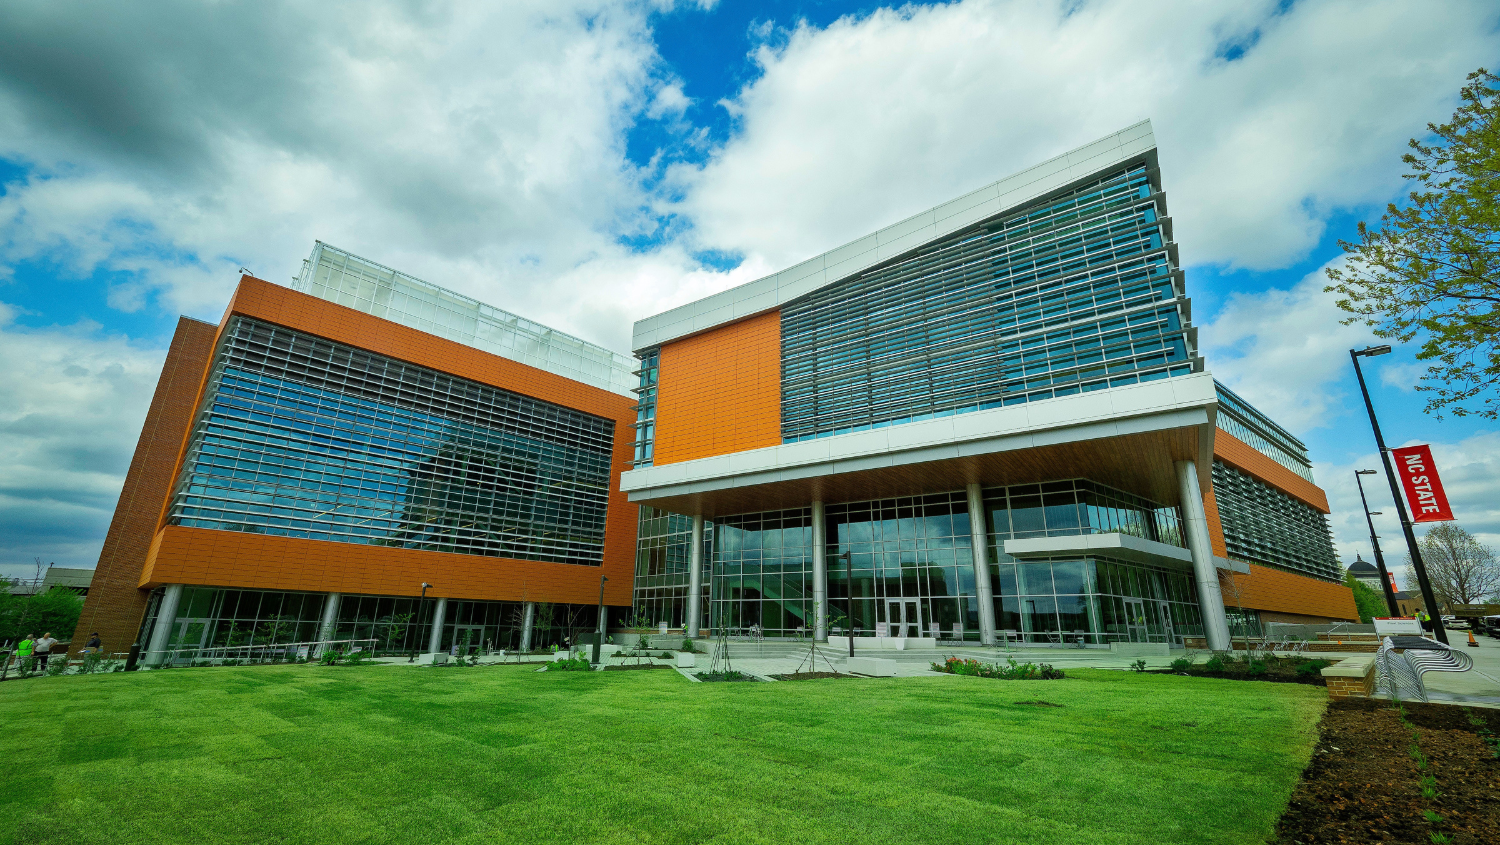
left=1, top=664, right=1323, bottom=845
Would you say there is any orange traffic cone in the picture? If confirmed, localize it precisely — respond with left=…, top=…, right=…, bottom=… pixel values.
left=1469, top=630, right=1480, bottom=648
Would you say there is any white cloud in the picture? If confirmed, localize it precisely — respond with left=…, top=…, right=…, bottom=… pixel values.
left=672, top=0, right=1499, bottom=274
left=0, top=1, right=716, bottom=352
left=1379, top=360, right=1428, bottom=393
left=1198, top=258, right=1378, bottom=432
left=0, top=308, right=167, bottom=580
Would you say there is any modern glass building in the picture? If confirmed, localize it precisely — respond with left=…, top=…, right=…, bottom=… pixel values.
left=73, top=245, right=639, bottom=661
left=70, top=122, right=1356, bottom=662
left=622, top=120, right=1355, bottom=649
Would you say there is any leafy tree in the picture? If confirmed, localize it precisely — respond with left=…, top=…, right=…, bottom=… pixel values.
left=1326, top=69, right=1500, bottom=418
left=1405, top=523, right=1500, bottom=608
left=0, top=586, right=84, bottom=644
left=1345, top=573, right=1389, bottom=624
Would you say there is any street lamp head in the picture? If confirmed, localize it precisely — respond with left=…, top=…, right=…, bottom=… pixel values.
left=1356, top=469, right=1378, bottom=475
left=421, top=582, right=432, bottom=588
left=1353, top=344, right=1393, bottom=357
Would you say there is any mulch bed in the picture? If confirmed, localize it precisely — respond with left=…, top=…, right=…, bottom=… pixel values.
left=694, top=671, right=759, bottom=682
left=602, top=663, right=675, bottom=671
left=1150, top=668, right=1327, bottom=686
left=1275, top=698, right=1500, bottom=844
left=769, top=671, right=860, bottom=681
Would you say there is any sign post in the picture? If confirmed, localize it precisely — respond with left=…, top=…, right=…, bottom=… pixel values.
left=1349, top=345, right=1448, bottom=643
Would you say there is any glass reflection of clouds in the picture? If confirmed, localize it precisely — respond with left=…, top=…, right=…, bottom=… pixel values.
left=168, top=317, right=615, bottom=565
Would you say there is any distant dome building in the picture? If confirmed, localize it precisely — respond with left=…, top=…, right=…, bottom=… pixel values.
left=1346, top=555, right=1384, bottom=591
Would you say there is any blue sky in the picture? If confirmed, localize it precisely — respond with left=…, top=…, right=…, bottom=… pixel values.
left=0, top=0, right=1497, bottom=583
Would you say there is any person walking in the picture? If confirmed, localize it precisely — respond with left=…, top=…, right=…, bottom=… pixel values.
left=84, top=633, right=102, bottom=655
left=34, top=632, right=57, bottom=671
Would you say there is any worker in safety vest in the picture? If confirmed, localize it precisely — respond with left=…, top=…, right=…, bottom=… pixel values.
left=1417, top=609, right=1433, bottom=632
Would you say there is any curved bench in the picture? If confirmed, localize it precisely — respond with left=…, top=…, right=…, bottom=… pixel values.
left=1376, top=636, right=1473, bottom=703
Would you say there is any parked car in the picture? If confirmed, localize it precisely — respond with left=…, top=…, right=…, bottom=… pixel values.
left=1483, top=616, right=1500, bottom=639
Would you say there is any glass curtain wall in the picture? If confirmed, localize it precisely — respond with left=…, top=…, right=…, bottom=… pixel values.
left=677, top=479, right=1206, bottom=644
left=781, top=161, right=1195, bottom=442
left=138, top=586, right=601, bottom=656
left=711, top=509, right=815, bottom=635
left=632, top=505, right=708, bottom=628
left=823, top=493, right=975, bottom=640
left=167, top=317, right=615, bottom=565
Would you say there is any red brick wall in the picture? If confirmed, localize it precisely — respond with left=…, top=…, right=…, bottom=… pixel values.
left=69, top=317, right=219, bottom=656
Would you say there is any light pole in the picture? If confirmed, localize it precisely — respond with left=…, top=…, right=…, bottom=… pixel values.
left=1354, top=470, right=1400, bottom=616
left=409, top=582, right=431, bottom=662
left=1350, top=345, right=1447, bottom=644
left=836, top=551, right=854, bottom=658
left=596, top=574, right=608, bottom=634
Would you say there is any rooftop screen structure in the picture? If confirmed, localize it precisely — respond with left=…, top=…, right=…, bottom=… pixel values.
left=293, top=242, right=635, bottom=396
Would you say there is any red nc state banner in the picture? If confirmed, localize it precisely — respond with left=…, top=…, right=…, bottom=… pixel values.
left=1390, top=444, right=1455, bottom=523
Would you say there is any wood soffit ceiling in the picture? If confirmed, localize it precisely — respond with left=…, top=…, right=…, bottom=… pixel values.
left=634, top=427, right=1203, bottom=519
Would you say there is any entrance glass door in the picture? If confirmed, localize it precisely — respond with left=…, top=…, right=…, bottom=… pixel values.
left=1156, top=601, right=1176, bottom=645
left=169, top=619, right=209, bottom=663
left=452, top=626, right=484, bottom=655
left=1124, top=599, right=1149, bottom=643
left=886, top=600, right=920, bottom=639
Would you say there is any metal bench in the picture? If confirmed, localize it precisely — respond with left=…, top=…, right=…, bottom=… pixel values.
left=1376, top=635, right=1473, bottom=702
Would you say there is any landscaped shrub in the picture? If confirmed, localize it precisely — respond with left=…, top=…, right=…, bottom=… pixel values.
left=1203, top=654, right=1226, bottom=673
left=318, top=649, right=341, bottom=666
left=342, top=650, right=369, bottom=666
left=1247, top=660, right=1268, bottom=676
left=1130, top=659, right=1148, bottom=673
left=546, top=654, right=592, bottom=671
left=931, top=656, right=1065, bottom=680
left=1295, top=659, right=1331, bottom=676
left=680, top=639, right=698, bottom=653
left=1170, top=657, right=1193, bottom=673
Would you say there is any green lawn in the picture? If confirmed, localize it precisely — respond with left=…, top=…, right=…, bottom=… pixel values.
left=0, top=664, right=1324, bottom=845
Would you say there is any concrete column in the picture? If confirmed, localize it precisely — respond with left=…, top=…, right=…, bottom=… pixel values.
left=426, top=597, right=448, bottom=654
left=317, top=592, right=341, bottom=645
left=145, top=583, right=184, bottom=665
left=685, top=514, right=705, bottom=637
left=1175, top=460, right=1232, bottom=651
left=811, top=500, right=828, bottom=641
left=519, top=601, right=535, bottom=652
left=966, top=483, right=997, bottom=646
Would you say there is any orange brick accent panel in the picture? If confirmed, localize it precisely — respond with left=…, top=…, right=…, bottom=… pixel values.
left=1202, top=484, right=1230, bottom=558
left=69, top=318, right=218, bottom=656
left=652, top=310, right=781, bottom=465
left=1213, top=428, right=1330, bottom=513
left=1221, top=563, right=1359, bottom=622
left=140, top=526, right=635, bottom=607
left=138, top=275, right=637, bottom=609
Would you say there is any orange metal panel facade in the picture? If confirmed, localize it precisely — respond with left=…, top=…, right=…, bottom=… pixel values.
left=652, top=310, right=782, bottom=465
left=68, top=318, right=219, bottom=655
left=141, top=525, right=633, bottom=606
left=1213, top=428, right=1330, bottom=513
left=1220, top=563, right=1359, bottom=622
left=129, top=275, right=636, bottom=608
left=1205, top=427, right=1355, bottom=621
